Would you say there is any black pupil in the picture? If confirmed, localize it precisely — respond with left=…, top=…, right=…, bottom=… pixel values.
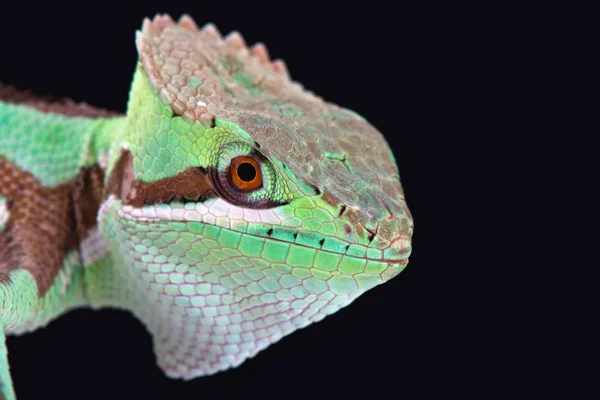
left=237, top=162, right=257, bottom=182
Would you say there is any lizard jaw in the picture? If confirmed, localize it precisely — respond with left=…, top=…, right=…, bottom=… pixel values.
left=97, top=195, right=410, bottom=378
left=115, top=197, right=411, bottom=266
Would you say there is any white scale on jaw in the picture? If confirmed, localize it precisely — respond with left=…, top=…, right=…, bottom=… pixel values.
left=118, top=197, right=285, bottom=226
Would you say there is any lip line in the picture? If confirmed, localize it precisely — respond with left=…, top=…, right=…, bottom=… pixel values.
left=120, top=211, right=409, bottom=264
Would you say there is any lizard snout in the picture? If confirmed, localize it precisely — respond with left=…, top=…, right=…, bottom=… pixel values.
left=380, top=236, right=412, bottom=281
left=383, top=235, right=412, bottom=262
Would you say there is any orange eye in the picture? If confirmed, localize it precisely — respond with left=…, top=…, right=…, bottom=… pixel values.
left=230, top=156, right=263, bottom=191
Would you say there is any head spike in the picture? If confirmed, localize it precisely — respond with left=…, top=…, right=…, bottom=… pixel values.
left=200, top=23, right=222, bottom=41
left=141, top=17, right=156, bottom=35
left=250, top=43, right=270, bottom=63
left=178, top=14, right=199, bottom=31
left=135, top=29, right=143, bottom=45
left=225, top=31, right=247, bottom=50
left=271, top=59, right=290, bottom=79
left=151, top=14, right=175, bottom=32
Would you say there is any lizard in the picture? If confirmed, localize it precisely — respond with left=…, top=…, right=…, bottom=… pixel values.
left=0, top=14, right=414, bottom=399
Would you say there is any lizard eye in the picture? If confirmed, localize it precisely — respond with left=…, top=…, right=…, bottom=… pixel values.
left=211, top=143, right=284, bottom=208
left=230, top=156, right=262, bottom=191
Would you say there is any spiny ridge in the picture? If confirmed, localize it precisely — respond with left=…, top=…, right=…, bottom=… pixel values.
left=200, top=22, right=222, bottom=40
left=224, top=31, right=247, bottom=50
left=140, top=13, right=288, bottom=78
left=250, top=43, right=271, bottom=63
left=178, top=14, right=199, bottom=31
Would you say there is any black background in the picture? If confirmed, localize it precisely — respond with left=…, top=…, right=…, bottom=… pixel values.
left=0, top=3, right=574, bottom=400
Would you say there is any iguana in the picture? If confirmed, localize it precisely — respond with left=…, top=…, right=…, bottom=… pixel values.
left=0, top=14, right=413, bottom=399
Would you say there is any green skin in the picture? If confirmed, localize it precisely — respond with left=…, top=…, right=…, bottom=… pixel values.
left=0, top=15, right=413, bottom=400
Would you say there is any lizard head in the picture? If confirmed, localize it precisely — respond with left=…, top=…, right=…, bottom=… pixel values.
left=99, top=14, right=413, bottom=378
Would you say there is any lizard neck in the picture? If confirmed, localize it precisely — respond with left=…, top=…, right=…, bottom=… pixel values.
left=77, top=116, right=128, bottom=301
left=0, top=86, right=127, bottom=284
left=75, top=116, right=127, bottom=262
left=0, top=88, right=127, bottom=328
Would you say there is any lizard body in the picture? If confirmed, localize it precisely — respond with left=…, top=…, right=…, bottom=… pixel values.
left=0, top=14, right=413, bottom=399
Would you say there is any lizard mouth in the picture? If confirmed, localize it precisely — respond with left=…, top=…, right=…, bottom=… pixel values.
left=113, top=197, right=411, bottom=266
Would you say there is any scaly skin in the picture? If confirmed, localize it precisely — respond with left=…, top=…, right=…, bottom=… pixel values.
left=0, top=14, right=413, bottom=399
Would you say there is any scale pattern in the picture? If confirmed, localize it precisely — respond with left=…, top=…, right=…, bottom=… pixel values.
left=0, top=13, right=414, bottom=399
left=98, top=196, right=404, bottom=377
left=0, top=101, right=105, bottom=186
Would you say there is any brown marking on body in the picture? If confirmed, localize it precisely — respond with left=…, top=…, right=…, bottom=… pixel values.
left=131, top=168, right=215, bottom=207
left=104, top=149, right=134, bottom=202
left=105, top=150, right=215, bottom=207
left=0, top=82, right=120, bottom=118
left=0, top=158, right=104, bottom=295
left=73, top=165, right=105, bottom=242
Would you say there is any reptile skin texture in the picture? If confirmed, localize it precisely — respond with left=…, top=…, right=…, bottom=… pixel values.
left=0, top=14, right=413, bottom=399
